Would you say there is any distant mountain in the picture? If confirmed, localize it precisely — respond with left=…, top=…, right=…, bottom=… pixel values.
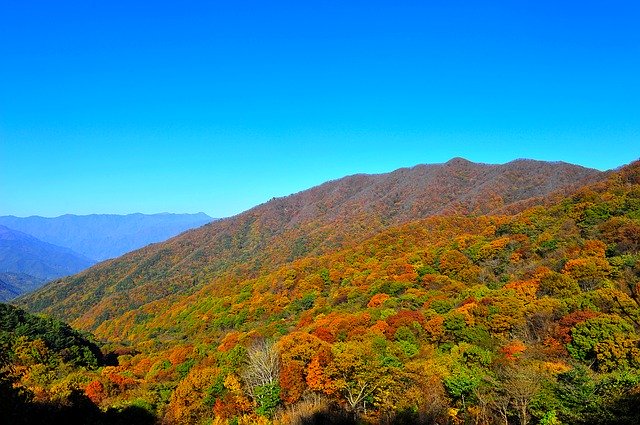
left=0, top=225, right=93, bottom=300
left=0, top=272, right=44, bottom=301
left=0, top=212, right=213, bottom=262
left=19, top=158, right=606, bottom=329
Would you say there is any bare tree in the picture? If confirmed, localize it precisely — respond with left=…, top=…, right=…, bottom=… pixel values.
left=476, top=377, right=509, bottom=425
left=486, top=362, right=542, bottom=425
left=505, top=366, right=541, bottom=425
left=242, top=339, right=280, bottom=397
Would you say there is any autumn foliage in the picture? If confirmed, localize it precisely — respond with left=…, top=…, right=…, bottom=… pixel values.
left=4, top=160, right=640, bottom=424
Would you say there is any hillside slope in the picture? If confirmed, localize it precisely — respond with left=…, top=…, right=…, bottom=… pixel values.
left=19, top=158, right=603, bottom=329
left=0, top=226, right=94, bottom=300
left=10, top=160, right=640, bottom=425
left=90, top=160, right=640, bottom=346
left=91, top=160, right=640, bottom=424
left=0, top=272, right=44, bottom=302
left=0, top=212, right=213, bottom=262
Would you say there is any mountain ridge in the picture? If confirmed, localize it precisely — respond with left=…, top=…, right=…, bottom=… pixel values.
left=18, top=158, right=606, bottom=329
left=10, top=158, right=640, bottom=425
left=0, top=225, right=94, bottom=301
left=0, top=212, right=213, bottom=262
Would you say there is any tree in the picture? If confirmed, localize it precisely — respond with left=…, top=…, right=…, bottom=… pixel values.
left=326, top=337, right=395, bottom=414
left=253, top=383, right=280, bottom=418
left=85, top=380, right=106, bottom=404
left=243, top=339, right=280, bottom=393
left=552, top=366, right=599, bottom=424
left=443, top=364, right=482, bottom=409
left=277, top=332, right=330, bottom=403
left=562, top=257, right=611, bottom=291
left=306, top=353, right=335, bottom=395
left=165, top=366, right=222, bottom=424
left=439, top=250, right=480, bottom=283
left=567, top=314, right=637, bottom=371
left=502, top=364, right=542, bottom=425
left=537, top=272, right=580, bottom=298
left=242, top=339, right=281, bottom=417
left=485, top=362, right=544, bottom=425
left=279, top=361, right=306, bottom=404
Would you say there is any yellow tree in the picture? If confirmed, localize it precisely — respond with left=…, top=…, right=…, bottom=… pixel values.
left=326, top=336, right=396, bottom=414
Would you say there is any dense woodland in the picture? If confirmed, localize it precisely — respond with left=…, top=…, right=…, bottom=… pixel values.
left=3, top=160, right=640, bottom=424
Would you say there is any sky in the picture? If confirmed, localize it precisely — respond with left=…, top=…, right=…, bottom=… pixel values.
left=1, top=1, right=638, bottom=218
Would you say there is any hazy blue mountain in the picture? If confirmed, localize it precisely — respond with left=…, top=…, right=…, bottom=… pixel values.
left=0, top=225, right=94, bottom=300
left=0, top=272, right=44, bottom=301
left=0, top=212, right=213, bottom=262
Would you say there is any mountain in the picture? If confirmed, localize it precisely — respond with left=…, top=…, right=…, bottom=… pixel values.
left=0, top=225, right=93, bottom=301
left=0, top=213, right=212, bottom=300
left=19, top=158, right=604, bottom=330
left=0, top=212, right=213, bottom=262
left=0, top=272, right=44, bottom=302
left=12, top=158, right=640, bottom=424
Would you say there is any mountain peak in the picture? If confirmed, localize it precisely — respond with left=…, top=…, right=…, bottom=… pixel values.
left=444, top=157, right=474, bottom=166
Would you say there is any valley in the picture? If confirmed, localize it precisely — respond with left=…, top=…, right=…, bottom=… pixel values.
left=0, top=213, right=213, bottom=300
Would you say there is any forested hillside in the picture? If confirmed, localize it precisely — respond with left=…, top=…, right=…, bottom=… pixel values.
left=19, top=159, right=603, bottom=331
left=9, top=159, right=640, bottom=424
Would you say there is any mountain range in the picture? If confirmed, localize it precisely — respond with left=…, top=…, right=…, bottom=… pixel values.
left=10, top=157, right=640, bottom=425
left=0, top=212, right=213, bottom=262
left=0, top=225, right=93, bottom=301
left=0, top=213, right=213, bottom=301
left=19, top=158, right=604, bottom=329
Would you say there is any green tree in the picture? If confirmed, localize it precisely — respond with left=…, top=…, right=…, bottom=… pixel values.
left=254, top=383, right=281, bottom=418
left=567, top=315, right=638, bottom=371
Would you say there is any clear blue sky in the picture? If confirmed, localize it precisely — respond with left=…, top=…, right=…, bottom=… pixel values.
left=1, top=1, right=638, bottom=218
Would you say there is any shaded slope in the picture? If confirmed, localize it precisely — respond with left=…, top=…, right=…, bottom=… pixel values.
left=0, top=212, right=213, bottom=262
left=0, top=302, right=102, bottom=367
left=19, top=158, right=604, bottom=329
left=0, top=304, right=157, bottom=425
left=0, top=272, right=44, bottom=302
left=0, top=226, right=94, bottom=300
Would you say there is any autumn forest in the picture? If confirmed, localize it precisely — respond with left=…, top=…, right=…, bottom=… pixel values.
left=2, top=158, right=640, bottom=425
